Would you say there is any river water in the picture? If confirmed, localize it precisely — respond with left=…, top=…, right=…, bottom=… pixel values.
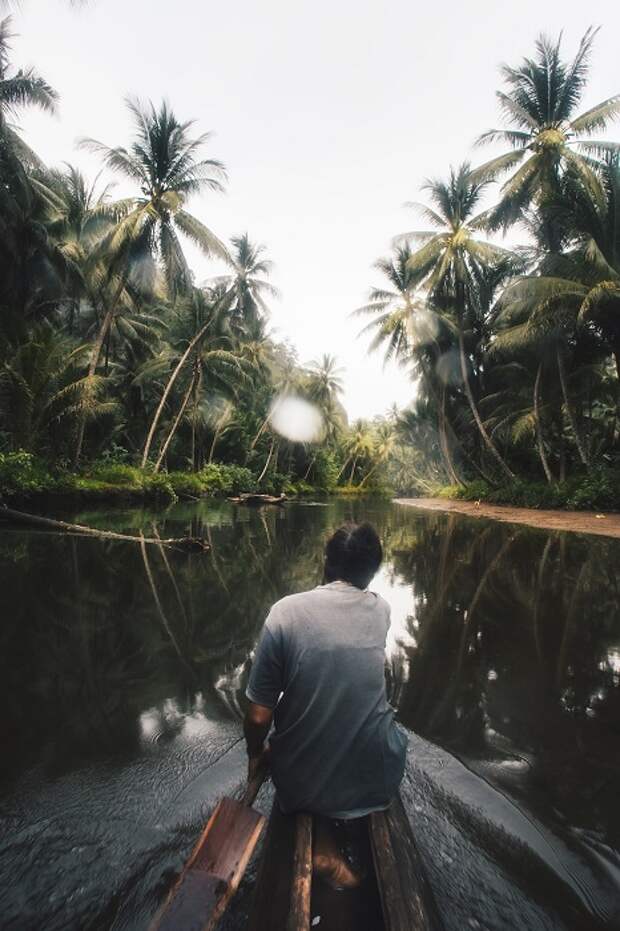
left=0, top=499, right=619, bottom=930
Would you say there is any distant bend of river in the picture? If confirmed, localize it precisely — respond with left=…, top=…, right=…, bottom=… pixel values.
left=1, top=498, right=619, bottom=930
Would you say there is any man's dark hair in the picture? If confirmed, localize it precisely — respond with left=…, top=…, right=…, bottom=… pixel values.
left=323, top=522, right=383, bottom=590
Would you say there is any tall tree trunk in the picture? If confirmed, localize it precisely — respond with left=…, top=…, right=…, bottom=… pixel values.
left=208, top=411, right=228, bottom=464
left=359, top=460, right=382, bottom=488
left=438, top=386, right=462, bottom=486
left=154, top=374, right=195, bottom=472
left=249, top=415, right=270, bottom=454
left=257, top=436, right=275, bottom=484
left=534, top=362, right=554, bottom=483
left=73, top=306, right=114, bottom=468
left=556, top=346, right=589, bottom=468
left=456, top=314, right=514, bottom=481
left=190, top=362, right=201, bottom=472
left=141, top=321, right=213, bottom=468
left=336, top=456, right=351, bottom=481
left=303, top=453, right=316, bottom=481
left=104, top=327, right=111, bottom=376
left=73, top=275, right=127, bottom=467
left=349, top=456, right=358, bottom=483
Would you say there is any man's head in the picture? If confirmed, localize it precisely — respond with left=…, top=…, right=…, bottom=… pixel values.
left=324, top=522, right=383, bottom=590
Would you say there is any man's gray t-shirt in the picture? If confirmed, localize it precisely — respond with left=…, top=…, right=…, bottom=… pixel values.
left=246, top=580, right=408, bottom=816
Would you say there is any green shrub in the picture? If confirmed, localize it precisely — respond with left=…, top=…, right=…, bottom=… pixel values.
left=198, top=463, right=258, bottom=495
left=99, top=443, right=131, bottom=464
left=452, top=479, right=492, bottom=501
left=437, top=469, right=620, bottom=511
left=167, top=472, right=206, bottom=497
left=565, top=470, right=619, bottom=510
left=305, top=449, right=339, bottom=492
left=87, top=462, right=142, bottom=486
left=142, top=473, right=177, bottom=503
left=260, top=471, right=289, bottom=495
left=287, top=479, right=317, bottom=497
left=0, top=450, right=56, bottom=497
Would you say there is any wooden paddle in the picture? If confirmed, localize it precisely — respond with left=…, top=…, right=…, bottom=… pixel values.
left=150, top=766, right=268, bottom=931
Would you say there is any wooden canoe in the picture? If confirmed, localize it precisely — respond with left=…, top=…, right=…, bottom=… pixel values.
left=248, top=793, right=441, bottom=931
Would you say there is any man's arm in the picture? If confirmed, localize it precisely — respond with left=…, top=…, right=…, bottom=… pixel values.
left=243, top=702, right=273, bottom=779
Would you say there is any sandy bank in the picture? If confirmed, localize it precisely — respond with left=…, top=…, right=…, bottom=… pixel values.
left=394, top=497, right=620, bottom=540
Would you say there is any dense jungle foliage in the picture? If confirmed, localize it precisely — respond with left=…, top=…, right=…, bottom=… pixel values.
left=1, top=21, right=619, bottom=507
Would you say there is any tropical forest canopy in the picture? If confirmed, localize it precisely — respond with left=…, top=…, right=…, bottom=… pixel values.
left=1, top=20, right=619, bottom=507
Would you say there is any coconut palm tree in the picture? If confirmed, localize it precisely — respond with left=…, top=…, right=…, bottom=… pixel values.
left=82, top=98, right=229, bottom=299
left=337, top=419, right=375, bottom=484
left=72, top=99, right=229, bottom=464
left=358, top=422, right=396, bottom=488
left=208, top=233, right=279, bottom=329
left=141, top=288, right=247, bottom=471
left=0, top=324, right=110, bottom=454
left=472, top=29, right=620, bottom=231
left=0, top=16, right=57, bottom=123
left=400, top=164, right=520, bottom=480
left=355, top=243, right=463, bottom=484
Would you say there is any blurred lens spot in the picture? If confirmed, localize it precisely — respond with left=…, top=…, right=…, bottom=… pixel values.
left=269, top=395, right=323, bottom=443
left=436, top=349, right=462, bottom=387
left=407, top=308, right=441, bottom=346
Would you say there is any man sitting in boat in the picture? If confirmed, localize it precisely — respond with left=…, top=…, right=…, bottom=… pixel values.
left=243, top=521, right=408, bottom=888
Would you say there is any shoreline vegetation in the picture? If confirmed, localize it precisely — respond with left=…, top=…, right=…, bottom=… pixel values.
left=1, top=24, right=620, bottom=512
left=396, top=497, right=620, bottom=540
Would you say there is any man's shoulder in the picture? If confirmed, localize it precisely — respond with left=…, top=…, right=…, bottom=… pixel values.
left=268, top=588, right=320, bottom=620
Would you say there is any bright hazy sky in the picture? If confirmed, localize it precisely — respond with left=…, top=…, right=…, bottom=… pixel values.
left=10, top=0, right=620, bottom=420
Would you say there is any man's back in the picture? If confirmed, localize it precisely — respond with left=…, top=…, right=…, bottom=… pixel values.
left=246, top=580, right=407, bottom=815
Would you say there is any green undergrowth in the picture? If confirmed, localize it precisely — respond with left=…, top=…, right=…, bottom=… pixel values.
left=437, top=469, right=620, bottom=511
left=337, top=482, right=393, bottom=499
left=0, top=451, right=327, bottom=505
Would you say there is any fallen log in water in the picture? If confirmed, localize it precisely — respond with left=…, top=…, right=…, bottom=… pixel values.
left=0, top=505, right=209, bottom=551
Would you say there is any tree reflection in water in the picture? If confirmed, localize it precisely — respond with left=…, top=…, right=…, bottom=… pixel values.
left=0, top=499, right=619, bottom=929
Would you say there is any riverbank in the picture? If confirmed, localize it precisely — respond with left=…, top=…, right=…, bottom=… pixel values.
left=395, top=497, right=620, bottom=539
left=0, top=452, right=329, bottom=506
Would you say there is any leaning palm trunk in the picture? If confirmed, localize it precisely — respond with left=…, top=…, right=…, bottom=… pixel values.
left=358, top=459, right=384, bottom=488
left=457, top=322, right=515, bottom=482
left=249, top=416, right=270, bottom=452
left=154, top=373, right=196, bottom=472
left=208, top=410, right=228, bottom=464
left=556, top=346, right=589, bottom=468
left=438, top=386, right=462, bottom=486
left=257, top=436, right=276, bottom=484
left=142, top=320, right=213, bottom=468
left=73, top=279, right=124, bottom=467
left=336, top=455, right=352, bottom=481
left=534, top=362, right=554, bottom=483
left=303, top=453, right=316, bottom=481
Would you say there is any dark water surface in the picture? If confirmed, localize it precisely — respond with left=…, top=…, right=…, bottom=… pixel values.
left=1, top=499, right=619, bottom=930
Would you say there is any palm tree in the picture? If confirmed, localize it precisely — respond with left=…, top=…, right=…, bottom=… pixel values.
left=337, top=419, right=375, bottom=484
left=0, top=17, right=65, bottom=329
left=142, top=288, right=246, bottom=471
left=472, top=29, right=620, bottom=231
left=358, top=422, right=396, bottom=488
left=73, top=98, right=229, bottom=464
left=0, top=16, right=57, bottom=123
left=301, top=354, right=345, bottom=479
left=0, top=324, right=110, bottom=454
left=208, top=233, right=279, bottom=328
left=82, top=98, right=229, bottom=298
left=307, top=354, right=344, bottom=408
left=355, top=243, right=462, bottom=484
left=401, top=164, right=519, bottom=480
